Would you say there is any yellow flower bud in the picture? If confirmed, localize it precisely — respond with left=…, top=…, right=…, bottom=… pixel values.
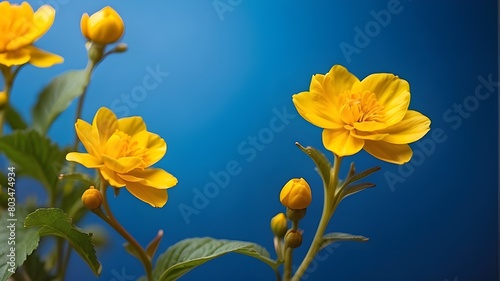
left=270, top=213, right=287, bottom=238
left=279, top=178, right=312, bottom=210
left=0, top=91, right=7, bottom=108
left=285, top=230, right=303, bottom=249
left=81, top=186, right=103, bottom=210
left=81, top=6, right=124, bottom=45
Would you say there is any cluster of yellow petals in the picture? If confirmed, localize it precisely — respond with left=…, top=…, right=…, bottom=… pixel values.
left=0, top=1, right=63, bottom=67
left=279, top=178, right=312, bottom=210
left=67, top=107, right=177, bottom=207
left=81, top=6, right=124, bottom=45
left=293, top=65, right=431, bottom=164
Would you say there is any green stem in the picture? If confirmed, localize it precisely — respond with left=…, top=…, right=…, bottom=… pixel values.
left=96, top=183, right=153, bottom=281
left=291, top=155, right=343, bottom=281
left=283, top=247, right=293, bottom=281
left=0, top=65, right=15, bottom=137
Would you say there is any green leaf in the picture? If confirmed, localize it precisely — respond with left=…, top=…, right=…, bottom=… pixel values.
left=296, top=143, right=331, bottom=185
left=24, top=208, right=101, bottom=276
left=0, top=208, right=40, bottom=281
left=321, top=232, right=369, bottom=250
left=5, top=105, right=27, bottom=130
left=32, top=70, right=88, bottom=134
left=0, top=130, right=66, bottom=191
left=342, top=166, right=380, bottom=189
left=153, top=237, right=277, bottom=281
left=342, top=182, right=375, bottom=198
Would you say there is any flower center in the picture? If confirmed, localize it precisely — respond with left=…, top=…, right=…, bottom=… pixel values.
left=111, top=131, right=147, bottom=160
left=0, top=15, right=31, bottom=52
left=339, top=91, right=385, bottom=128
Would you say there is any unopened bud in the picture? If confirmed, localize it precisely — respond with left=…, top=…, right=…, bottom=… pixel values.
left=285, top=230, right=302, bottom=249
left=270, top=213, right=287, bottom=238
left=81, top=186, right=103, bottom=210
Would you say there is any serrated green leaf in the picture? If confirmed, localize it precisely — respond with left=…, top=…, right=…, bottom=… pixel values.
left=0, top=130, right=65, bottom=191
left=32, top=70, right=88, bottom=134
left=0, top=208, right=40, bottom=281
left=342, top=182, right=375, bottom=198
left=342, top=166, right=381, bottom=189
left=153, top=237, right=277, bottom=281
left=5, top=105, right=27, bottom=130
left=296, top=143, right=331, bottom=185
left=24, top=208, right=101, bottom=276
left=321, top=232, right=369, bottom=250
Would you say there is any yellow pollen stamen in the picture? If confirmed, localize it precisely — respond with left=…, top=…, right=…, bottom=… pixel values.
left=339, top=90, right=385, bottom=127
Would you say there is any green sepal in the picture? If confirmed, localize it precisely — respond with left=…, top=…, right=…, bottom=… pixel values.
left=296, top=142, right=331, bottom=184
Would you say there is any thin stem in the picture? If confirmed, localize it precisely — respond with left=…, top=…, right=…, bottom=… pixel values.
left=0, top=65, right=15, bottom=137
left=274, top=268, right=283, bottom=281
left=59, top=240, right=73, bottom=280
left=291, top=155, right=343, bottom=281
left=283, top=247, right=293, bottom=281
left=97, top=183, right=153, bottom=281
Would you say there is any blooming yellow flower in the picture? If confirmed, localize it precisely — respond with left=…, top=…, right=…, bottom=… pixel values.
left=81, top=6, right=124, bottom=45
left=280, top=178, right=312, bottom=210
left=270, top=213, right=287, bottom=238
left=0, top=2, right=63, bottom=67
left=66, top=107, right=178, bottom=207
left=292, top=65, right=431, bottom=164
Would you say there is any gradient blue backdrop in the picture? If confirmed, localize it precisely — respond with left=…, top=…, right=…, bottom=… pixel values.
left=10, top=0, right=498, bottom=280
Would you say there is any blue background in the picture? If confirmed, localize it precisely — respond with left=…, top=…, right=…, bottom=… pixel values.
left=10, top=0, right=498, bottom=280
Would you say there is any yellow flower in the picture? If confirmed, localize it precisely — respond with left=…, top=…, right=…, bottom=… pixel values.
left=0, top=2, right=63, bottom=67
left=66, top=107, right=178, bottom=207
left=81, top=186, right=103, bottom=210
left=292, top=65, right=431, bottom=164
left=81, top=6, right=124, bottom=45
left=270, top=213, right=287, bottom=238
left=280, top=178, right=312, bottom=210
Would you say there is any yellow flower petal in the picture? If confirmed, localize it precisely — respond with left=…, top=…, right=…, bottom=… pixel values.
left=100, top=166, right=126, bottom=187
left=7, top=4, right=55, bottom=51
left=383, top=90, right=410, bottom=126
left=26, top=46, right=63, bottom=68
left=322, top=128, right=364, bottom=156
left=380, top=110, right=431, bottom=144
left=143, top=132, right=166, bottom=166
left=119, top=168, right=178, bottom=189
left=118, top=116, right=146, bottom=136
left=75, top=119, right=100, bottom=156
left=323, top=65, right=359, bottom=99
left=350, top=129, right=388, bottom=140
left=352, top=121, right=388, bottom=131
left=81, top=13, right=90, bottom=40
left=93, top=107, right=118, bottom=145
left=363, top=141, right=412, bottom=164
left=66, top=152, right=102, bottom=168
left=102, top=155, right=143, bottom=174
left=0, top=49, right=30, bottom=66
left=353, top=73, right=409, bottom=107
left=125, top=182, right=168, bottom=207
left=293, top=91, right=343, bottom=129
